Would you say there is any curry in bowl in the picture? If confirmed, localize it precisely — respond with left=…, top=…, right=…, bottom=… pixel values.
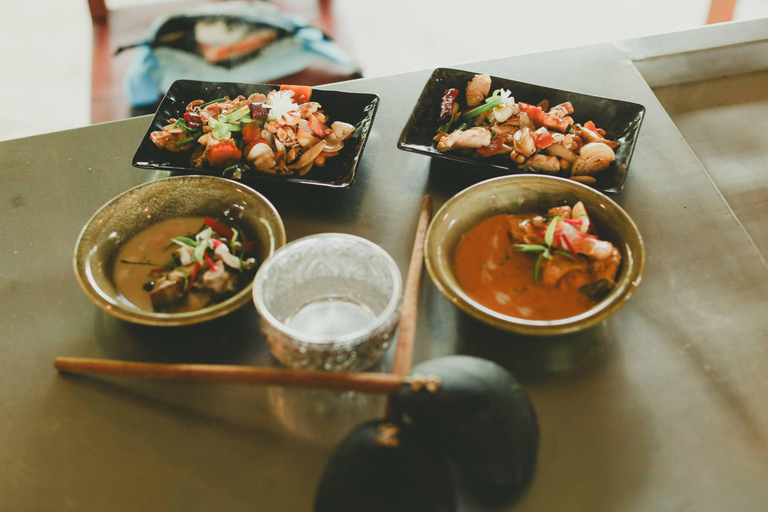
left=454, top=201, right=619, bottom=321
left=115, top=216, right=260, bottom=313
left=74, top=175, right=286, bottom=326
left=425, top=175, right=644, bottom=336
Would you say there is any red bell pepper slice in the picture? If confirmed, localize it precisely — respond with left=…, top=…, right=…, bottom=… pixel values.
left=204, top=217, right=234, bottom=239
left=204, top=252, right=218, bottom=271
left=476, top=136, right=506, bottom=157
left=523, top=106, right=546, bottom=128
left=186, top=261, right=201, bottom=292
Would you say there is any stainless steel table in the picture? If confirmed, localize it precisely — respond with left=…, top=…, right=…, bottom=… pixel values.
left=2, top=19, right=767, bottom=512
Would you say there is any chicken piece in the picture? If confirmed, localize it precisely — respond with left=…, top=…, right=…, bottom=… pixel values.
left=436, top=127, right=491, bottom=152
left=214, top=243, right=241, bottom=270
left=150, top=129, right=193, bottom=152
left=571, top=201, right=591, bottom=234
left=520, top=154, right=560, bottom=172
left=202, top=264, right=237, bottom=294
left=589, top=246, right=621, bottom=283
left=541, top=254, right=589, bottom=287
left=466, top=74, right=491, bottom=107
left=149, top=269, right=187, bottom=309
left=548, top=102, right=574, bottom=118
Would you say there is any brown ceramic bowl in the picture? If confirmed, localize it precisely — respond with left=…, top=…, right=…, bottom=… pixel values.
left=425, top=175, right=645, bottom=336
left=74, top=175, right=286, bottom=326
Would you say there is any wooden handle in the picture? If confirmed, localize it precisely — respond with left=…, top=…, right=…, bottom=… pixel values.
left=54, top=357, right=405, bottom=395
left=390, top=195, right=432, bottom=377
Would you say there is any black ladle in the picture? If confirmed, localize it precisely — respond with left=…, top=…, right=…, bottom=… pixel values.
left=314, top=196, right=538, bottom=510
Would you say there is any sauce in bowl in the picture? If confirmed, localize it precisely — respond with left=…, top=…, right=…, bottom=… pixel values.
left=454, top=207, right=619, bottom=321
left=114, top=216, right=257, bottom=313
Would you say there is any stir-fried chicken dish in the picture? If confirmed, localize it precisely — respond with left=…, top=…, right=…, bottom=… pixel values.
left=434, top=74, right=619, bottom=184
left=454, top=201, right=620, bottom=320
left=114, top=217, right=258, bottom=313
left=150, top=85, right=356, bottom=176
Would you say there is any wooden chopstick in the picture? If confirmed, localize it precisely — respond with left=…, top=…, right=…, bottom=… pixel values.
left=54, top=357, right=405, bottom=394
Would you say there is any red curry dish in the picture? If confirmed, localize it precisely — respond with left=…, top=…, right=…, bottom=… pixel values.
left=454, top=202, right=620, bottom=321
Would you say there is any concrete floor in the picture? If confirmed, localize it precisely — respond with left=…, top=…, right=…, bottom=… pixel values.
left=2, top=0, right=768, bottom=142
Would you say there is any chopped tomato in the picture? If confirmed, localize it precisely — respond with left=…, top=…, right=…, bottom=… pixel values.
left=523, top=106, right=546, bottom=128
left=531, top=128, right=554, bottom=149
left=280, top=84, right=313, bottom=104
left=207, top=141, right=242, bottom=167
left=242, top=122, right=262, bottom=144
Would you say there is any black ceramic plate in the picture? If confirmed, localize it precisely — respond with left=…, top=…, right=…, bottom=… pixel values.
left=133, top=80, right=379, bottom=189
left=397, top=68, right=645, bottom=194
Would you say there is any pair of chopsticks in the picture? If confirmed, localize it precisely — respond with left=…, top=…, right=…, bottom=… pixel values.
left=55, top=196, right=433, bottom=400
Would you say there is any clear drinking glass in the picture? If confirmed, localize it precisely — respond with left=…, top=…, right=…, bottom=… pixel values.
left=253, top=234, right=402, bottom=371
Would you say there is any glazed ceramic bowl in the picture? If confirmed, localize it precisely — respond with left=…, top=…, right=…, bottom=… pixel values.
left=425, top=175, right=645, bottom=336
left=74, top=175, right=286, bottom=326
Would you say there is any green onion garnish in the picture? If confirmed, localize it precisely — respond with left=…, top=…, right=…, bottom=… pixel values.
left=532, top=253, right=544, bottom=284
left=545, top=215, right=561, bottom=247
left=461, top=97, right=503, bottom=121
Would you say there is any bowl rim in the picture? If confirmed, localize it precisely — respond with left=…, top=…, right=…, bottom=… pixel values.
left=252, top=233, right=403, bottom=345
left=424, top=174, right=645, bottom=336
left=73, top=175, right=287, bottom=326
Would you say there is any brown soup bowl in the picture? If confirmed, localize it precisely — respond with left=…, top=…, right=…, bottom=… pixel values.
left=425, top=175, right=645, bottom=336
left=74, top=175, right=286, bottom=326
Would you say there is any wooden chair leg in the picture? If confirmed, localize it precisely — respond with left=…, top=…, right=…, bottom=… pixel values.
left=88, top=0, right=108, bottom=23
left=707, top=0, right=737, bottom=24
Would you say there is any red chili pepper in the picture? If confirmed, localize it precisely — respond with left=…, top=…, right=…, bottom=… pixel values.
left=439, top=88, right=459, bottom=122
left=184, top=112, right=203, bottom=128
left=204, top=217, right=234, bottom=239
left=562, top=218, right=583, bottom=226
left=204, top=252, right=217, bottom=271
left=211, top=239, right=222, bottom=248
left=186, top=261, right=201, bottom=292
left=560, top=234, right=578, bottom=259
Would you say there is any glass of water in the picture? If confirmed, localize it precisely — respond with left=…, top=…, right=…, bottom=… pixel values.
left=253, top=233, right=402, bottom=371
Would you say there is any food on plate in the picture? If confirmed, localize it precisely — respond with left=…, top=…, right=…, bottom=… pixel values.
left=434, top=74, right=619, bottom=182
left=114, top=217, right=258, bottom=312
left=149, top=85, right=356, bottom=176
left=454, top=201, right=620, bottom=320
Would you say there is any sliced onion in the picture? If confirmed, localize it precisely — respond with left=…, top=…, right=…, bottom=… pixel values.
left=287, top=140, right=326, bottom=170
left=323, top=132, right=344, bottom=152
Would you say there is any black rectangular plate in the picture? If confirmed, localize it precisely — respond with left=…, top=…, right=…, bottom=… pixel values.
left=397, top=68, right=645, bottom=194
left=133, top=79, right=379, bottom=189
